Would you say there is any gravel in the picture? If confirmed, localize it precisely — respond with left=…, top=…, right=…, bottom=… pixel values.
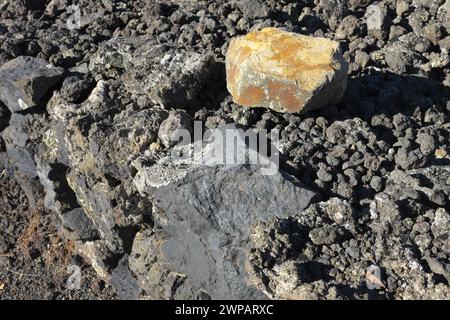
left=0, top=0, right=449, bottom=300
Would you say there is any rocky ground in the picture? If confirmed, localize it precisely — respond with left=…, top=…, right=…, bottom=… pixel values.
left=0, top=0, right=449, bottom=300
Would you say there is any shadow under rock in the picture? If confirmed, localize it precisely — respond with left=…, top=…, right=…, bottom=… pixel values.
left=298, top=70, right=450, bottom=150
left=335, top=283, right=393, bottom=300
left=194, top=63, right=450, bottom=128
left=313, top=70, right=450, bottom=123
left=189, top=63, right=449, bottom=167
left=187, top=60, right=229, bottom=116
left=296, top=260, right=333, bottom=283
left=0, top=100, right=11, bottom=132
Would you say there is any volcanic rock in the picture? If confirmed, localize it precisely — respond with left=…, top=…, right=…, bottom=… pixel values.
left=1, top=113, right=49, bottom=208
left=0, top=56, right=64, bottom=112
left=61, top=208, right=98, bottom=241
left=157, top=110, right=192, bottom=148
left=130, top=124, right=317, bottom=299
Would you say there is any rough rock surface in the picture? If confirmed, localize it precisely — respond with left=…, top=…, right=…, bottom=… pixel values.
left=130, top=165, right=317, bottom=299
left=0, top=0, right=449, bottom=300
left=249, top=194, right=450, bottom=300
left=61, top=208, right=99, bottom=241
left=157, top=110, right=192, bottom=148
left=42, top=79, right=163, bottom=254
left=226, top=27, right=348, bottom=113
left=2, top=113, right=48, bottom=209
left=0, top=56, right=64, bottom=112
left=121, top=42, right=216, bottom=108
left=129, top=129, right=317, bottom=299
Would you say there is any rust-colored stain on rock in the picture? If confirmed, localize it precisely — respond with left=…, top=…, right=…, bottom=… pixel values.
left=236, top=85, right=265, bottom=106
left=226, top=27, right=348, bottom=113
left=267, top=81, right=305, bottom=113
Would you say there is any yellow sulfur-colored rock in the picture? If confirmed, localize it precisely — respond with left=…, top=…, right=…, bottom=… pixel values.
left=226, top=27, right=348, bottom=113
